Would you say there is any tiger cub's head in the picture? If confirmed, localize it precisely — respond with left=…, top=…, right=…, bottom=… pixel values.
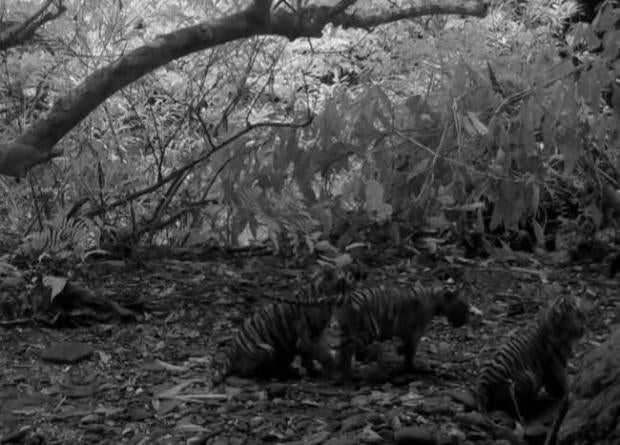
left=433, top=284, right=470, bottom=327
left=313, top=261, right=366, bottom=296
left=544, top=294, right=586, bottom=344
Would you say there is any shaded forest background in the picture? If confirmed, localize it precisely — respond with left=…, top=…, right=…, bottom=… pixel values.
left=0, top=0, right=618, bottom=277
left=1, top=2, right=620, bottom=444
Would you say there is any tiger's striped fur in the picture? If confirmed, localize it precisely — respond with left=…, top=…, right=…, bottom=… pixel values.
left=213, top=265, right=359, bottom=383
left=251, top=279, right=470, bottom=380
left=475, top=294, right=585, bottom=417
left=332, top=282, right=470, bottom=380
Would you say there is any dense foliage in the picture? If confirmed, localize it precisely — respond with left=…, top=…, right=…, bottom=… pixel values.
left=0, top=0, right=618, bottom=261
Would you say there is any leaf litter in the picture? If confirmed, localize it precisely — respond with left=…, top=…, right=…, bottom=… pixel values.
left=0, top=251, right=617, bottom=444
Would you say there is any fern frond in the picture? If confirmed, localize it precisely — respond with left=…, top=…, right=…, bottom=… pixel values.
left=18, top=215, right=99, bottom=260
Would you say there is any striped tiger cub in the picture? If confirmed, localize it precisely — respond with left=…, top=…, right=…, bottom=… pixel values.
left=475, top=294, right=586, bottom=417
left=213, top=264, right=361, bottom=383
left=332, top=282, right=470, bottom=380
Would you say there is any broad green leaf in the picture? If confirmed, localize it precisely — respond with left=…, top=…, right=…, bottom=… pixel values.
left=332, top=253, right=353, bottom=267
left=520, top=101, right=536, bottom=155
left=360, top=90, right=378, bottom=123
left=427, top=214, right=451, bottom=230
left=531, top=220, right=544, bottom=246
left=462, top=115, right=477, bottom=137
left=585, top=204, right=603, bottom=229
left=489, top=201, right=504, bottom=231
left=374, top=107, right=393, bottom=132
left=345, top=242, right=369, bottom=252
left=285, top=127, right=299, bottom=160
left=541, top=115, right=555, bottom=154
left=452, top=61, right=468, bottom=94
left=550, top=59, right=575, bottom=80
left=530, top=182, right=540, bottom=214
left=352, top=115, right=382, bottom=142
left=309, top=203, right=333, bottom=233
left=406, top=157, right=430, bottom=181
left=405, top=95, right=424, bottom=114
left=449, top=202, right=486, bottom=212
left=601, top=30, right=619, bottom=59
left=437, top=183, right=455, bottom=206
left=292, top=151, right=316, bottom=203
left=611, top=82, right=620, bottom=116
left=491, top=181, right=525, bottom=230
left=364, top=180, right=384, bottom=208
left=464, top=62, right=488, bottom=87
left=316, top=141, right=355, bottom=176
left=596, top=5, right=617, bottom=32
left=341, top=176, right=363, bottom=201
left=578, top=72, right=600, bottom=108
left=557, top=132, right=581, bottom=174
left=372, top=86, right=394, bottom=130
left=319, top=100, right=341, bottom=148
left=274, top=132, right=293, bottom=174
left=467, top=112, right=489, bottom=136
left=364, top=180, right=392, bottom=222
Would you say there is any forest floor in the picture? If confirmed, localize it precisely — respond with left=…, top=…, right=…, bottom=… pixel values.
left=0, top=251, right=618, bottom=445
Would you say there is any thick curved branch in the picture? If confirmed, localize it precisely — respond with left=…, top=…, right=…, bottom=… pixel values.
left=268, top=0, right=488, bottom=37
left=0, top=2, right=270, bottom=177
left=0, top=0, right=487, bottom=178
left=338, top=0, right=488, bottom=30
left=0, top=0, right=66, bottom=50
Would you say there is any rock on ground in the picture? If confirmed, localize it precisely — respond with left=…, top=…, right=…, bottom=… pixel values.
left=558, top=326, right=620, bottom=445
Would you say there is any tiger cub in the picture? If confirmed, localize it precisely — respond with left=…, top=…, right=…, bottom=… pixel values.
left=213, top=265, right=360, bottom=383
left=475, top=294, right=586, bottom=417
left=332, top=281, right=470, bottom=380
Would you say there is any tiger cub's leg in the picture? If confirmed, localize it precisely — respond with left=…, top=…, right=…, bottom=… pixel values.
left=291, top=310, right=334, bottom=378
left=485, top=370, right=540, bottom=418
left=355, top=342, right=384, bottom=363
left=334, top=335, right=356, bottom=382
left=298, top=339, right=334, bottom=378
left=542, top=361, right=569, bottom=400
left=267, top=357, right=302, bottom=380
left=299, top=352, right=321, bottom=378
left=295, top=317, right=333, bottom=378
left=233, top=349, right=285, bottom=379
left=400, top=326, right=425, bottom=372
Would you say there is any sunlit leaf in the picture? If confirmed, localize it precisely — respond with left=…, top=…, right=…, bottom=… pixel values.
left=364, top=180, right=392, bottom=222
left=467, top=112, right=489, bottom=135
left=449, top=202, right=486, bottom=212
left=452, top=61, right=468, bottom=94
left=557, top=132, right=581, bottom=174
left=406, top=157, right=430, bottom=181
left=462, top=115, right=477, bottom=137
left=520, top=101, right=536, bottom=155
left=541, top=115, right=555, bottom=154
left=531, top=221, right=544, bottom=246
left=319, top=100, right=342, bottom=148
left=530, top=182, right=540, bottom=214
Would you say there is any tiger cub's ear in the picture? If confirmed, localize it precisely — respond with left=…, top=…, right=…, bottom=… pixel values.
left=342, top=261, right=367, bottom=283
left=309, top=262, right=349, bottom=295
left=314, top=256, right=366, bottom=287
left=439, top=285, right=470, bottom=327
